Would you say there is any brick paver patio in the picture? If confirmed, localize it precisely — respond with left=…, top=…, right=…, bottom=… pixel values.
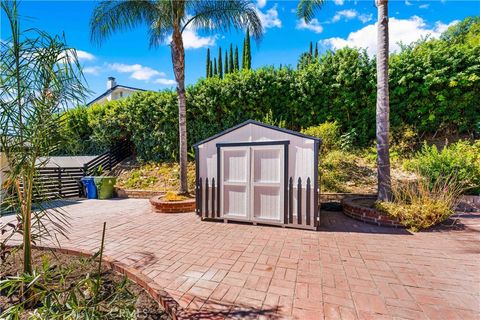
left=3, top=198, right=479, bottom=319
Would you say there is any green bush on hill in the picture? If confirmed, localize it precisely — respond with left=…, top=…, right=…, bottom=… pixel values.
left=57, top=17, right=480, bottom=163
left=404, top=140, right=480, bottom=194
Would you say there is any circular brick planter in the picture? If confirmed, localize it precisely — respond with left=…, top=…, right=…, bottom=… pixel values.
left=342, top=196, right=403, bottom=228
left=149, top=196, right=195, bottom=213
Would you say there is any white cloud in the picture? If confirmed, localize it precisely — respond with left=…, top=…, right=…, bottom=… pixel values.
left=109, top=63, right=165, bottom=81
left=76, top=50, right=95, bottom=61
left=256, top=5, right=282, bottom=30
left=332, top=9, right=358, bottom=23
left=419, top=4, right=430, bottom=9
left=166, top=19, right=215, bottom=49
left=257, top=0, right=267, bottom=9
left=154, top=78, right=176, bottom=86
left=334, top=0, right=344, bottom=5
left=322, top=16, right=458, bottom=56
left=296, top=18, right=323, bottom=34
left=359, top=13, right=373, bottom=23
left=181, top=29, right=216, bottom=49
left=405, top=0, right=413, bottom=5
left=59, top=49, right=95, bottom=63
left=83, top=66, right=102, bottom=75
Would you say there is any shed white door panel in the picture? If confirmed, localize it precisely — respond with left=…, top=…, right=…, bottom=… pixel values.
left=251, top=146, right=284, bottom=222
left=221, top=148, right=250, bottom=219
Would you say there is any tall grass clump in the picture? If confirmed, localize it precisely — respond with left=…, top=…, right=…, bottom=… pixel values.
left=376, top=177, right=465, bottom=231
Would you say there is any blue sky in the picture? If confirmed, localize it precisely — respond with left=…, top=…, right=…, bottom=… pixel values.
left=1, top=0, right=477, bottom=103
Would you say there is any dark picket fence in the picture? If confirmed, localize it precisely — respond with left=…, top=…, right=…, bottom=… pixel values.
left=196, top=176, right=317, bottom=228
left=31, top=141, right=132, bottom=200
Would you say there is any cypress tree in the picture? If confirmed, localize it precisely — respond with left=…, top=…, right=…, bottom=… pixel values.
left=308, top=41, right=313, bottom=64
left=314, top=42, right=319, bottom=59
left=242, top=38, right=246, bottom=70
left=213, top=58, right=217, bottom=76
left=229, top=44, right=234, bottom=73
left=209, top=59, right=213, bottom=78
left=234, top=46, right=239, bottom=71
left=224, top=50, right=229, bottom=74
left=245, top=29, right=251, bottom=70
left=206, top=48, right=211, bottom=78
left=218, top=46, right=223, bottom=79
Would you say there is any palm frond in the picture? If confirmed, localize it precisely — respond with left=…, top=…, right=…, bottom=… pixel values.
left=148, top=1, right=176, bottom=48
left=296, top=0, right=325, bottom=23
left=184, top=0, right=263, bottom=40
left=90, top=0, right=159, bottom=45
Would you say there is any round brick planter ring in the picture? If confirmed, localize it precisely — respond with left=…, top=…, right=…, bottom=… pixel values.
left=342, top=196, right=404, bottom=228
left=149, top=196, right=196, bottom=213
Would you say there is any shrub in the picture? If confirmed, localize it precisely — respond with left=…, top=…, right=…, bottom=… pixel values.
left=391, top=124, right=419, bottom=156
left=302, top=121, right=340, bottom=154
left=57, top=18, right=480, bottom=162
left=320, top=150, right=375, bottom=193
left=116, top=162, right=196, bottom=191
left=376, top=177, right=464, bottom=231
left=163, top=191, right=189, bottom=201
left=404, top=140, right=480, bottom=194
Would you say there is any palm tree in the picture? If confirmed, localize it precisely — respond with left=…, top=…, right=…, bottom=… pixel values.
left=1, top=0, right=88, bottom=275
left=374, top=0, right=391, bottom=201
left=90, top=0, right=263, bottom=195
left=297, top=0, right=392, bottom=201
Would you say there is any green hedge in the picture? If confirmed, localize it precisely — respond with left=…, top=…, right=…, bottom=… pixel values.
left=58, top=17, right=480, bottom=162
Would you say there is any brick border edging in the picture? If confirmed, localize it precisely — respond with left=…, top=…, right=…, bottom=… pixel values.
left=5, top=244, right=192, bottom=320
left=341, top=196, right=404, bottom=228
left=115, top=188, right=164, bottom=199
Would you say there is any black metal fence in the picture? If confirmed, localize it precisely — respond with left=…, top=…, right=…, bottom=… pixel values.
left=196, top=176, right=318, bottom=228
left=34, top=167, right=85, bottom=200
left=31, top=141, right=132, bottom=200
left=82, top=142, right=131, bottom=176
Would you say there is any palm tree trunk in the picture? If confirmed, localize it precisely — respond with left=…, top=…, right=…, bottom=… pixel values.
left=375, top=0, right=392, bottom=201
left=171, top=26, right=189, bottom=195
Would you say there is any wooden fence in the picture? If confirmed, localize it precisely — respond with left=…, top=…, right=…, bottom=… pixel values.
left=196, top=176, right=318, bottom=229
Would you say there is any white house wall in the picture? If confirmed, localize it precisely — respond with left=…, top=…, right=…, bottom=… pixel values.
left=197, top=123, right=318, bottom=227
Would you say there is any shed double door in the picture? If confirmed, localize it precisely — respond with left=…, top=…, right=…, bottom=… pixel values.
left=221, top=145, right=284, bottom=223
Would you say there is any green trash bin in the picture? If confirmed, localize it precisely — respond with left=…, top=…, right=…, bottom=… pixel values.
left=93, top=176, right=117, bottom=199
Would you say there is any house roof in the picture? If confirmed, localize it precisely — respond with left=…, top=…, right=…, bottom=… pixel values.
left=86, top=84, right=146, bottom=106
left=193, top=119, right=321, bottom=147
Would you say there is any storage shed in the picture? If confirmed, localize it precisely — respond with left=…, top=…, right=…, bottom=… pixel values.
left=194, top=120, right=321, bottom=230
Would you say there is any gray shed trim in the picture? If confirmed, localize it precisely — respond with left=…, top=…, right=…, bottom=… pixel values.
left=193, top=119, right=322, bottom=147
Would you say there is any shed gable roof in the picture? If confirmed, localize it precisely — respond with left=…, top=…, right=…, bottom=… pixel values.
left=193, top=120, right=321, bottom=147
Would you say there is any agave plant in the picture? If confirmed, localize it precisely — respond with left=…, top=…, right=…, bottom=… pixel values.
left=0, top=0, right=88, bottom=275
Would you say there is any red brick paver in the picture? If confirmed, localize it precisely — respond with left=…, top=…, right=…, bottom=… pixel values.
left=3, top=199, right=479, bottom=319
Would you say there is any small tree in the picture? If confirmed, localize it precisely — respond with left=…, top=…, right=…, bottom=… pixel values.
left=206, top=48, right=211, bottom=78
left=229, top=44, right=234, bottom=73
left=0, top=0, right=88, bottom=275
left=218, top=46, right=223, bottom=79
left=244, top=29, right=251, bottom=70
left=224, top=49, right=229, bottom=74
left=234, top=45, right=239, bottom=71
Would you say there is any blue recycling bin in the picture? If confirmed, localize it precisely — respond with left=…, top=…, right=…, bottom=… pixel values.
left=81, top=176, right=97, bottom=199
